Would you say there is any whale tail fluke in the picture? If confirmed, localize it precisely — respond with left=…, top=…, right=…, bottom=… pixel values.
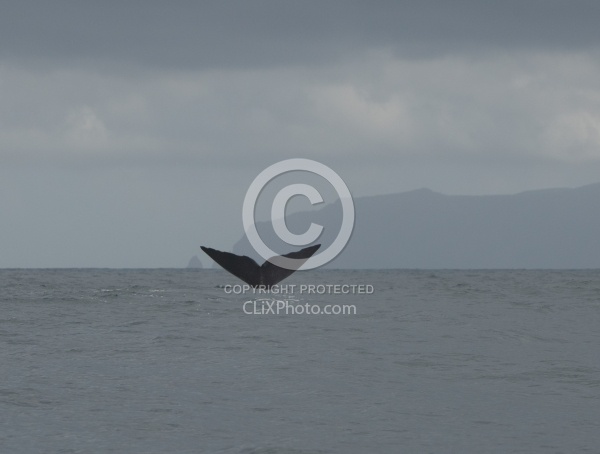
left=201, top=244, right=320, bottom=288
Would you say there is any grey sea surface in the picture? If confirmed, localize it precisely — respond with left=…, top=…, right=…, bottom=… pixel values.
left=1, top=269, right=599, bottom=453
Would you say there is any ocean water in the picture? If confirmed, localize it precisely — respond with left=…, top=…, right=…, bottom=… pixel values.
left=1, top=269, right=599, bottom=453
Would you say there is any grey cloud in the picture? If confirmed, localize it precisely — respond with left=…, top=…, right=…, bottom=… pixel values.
left=2, top=1, right=600, bottom=69
left=2, top=52, right=600, bottom=170
left=3, top=2, right=600, bottom=267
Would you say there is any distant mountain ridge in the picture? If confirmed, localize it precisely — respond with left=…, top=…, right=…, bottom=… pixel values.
left=233, top=183, right=600, bottom=269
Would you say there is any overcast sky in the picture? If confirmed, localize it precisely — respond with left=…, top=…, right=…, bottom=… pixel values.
left=2, top=1, right=600, bottom=267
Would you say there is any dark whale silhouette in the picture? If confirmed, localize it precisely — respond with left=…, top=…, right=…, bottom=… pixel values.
left=201, top=244, right=320, bottom=288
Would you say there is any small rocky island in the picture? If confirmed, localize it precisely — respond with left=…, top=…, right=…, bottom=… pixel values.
left=186, top=255, right=203, bottom=268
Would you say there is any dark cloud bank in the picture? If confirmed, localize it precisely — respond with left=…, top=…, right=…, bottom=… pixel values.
left=2, top=1, right=600, bottom=69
